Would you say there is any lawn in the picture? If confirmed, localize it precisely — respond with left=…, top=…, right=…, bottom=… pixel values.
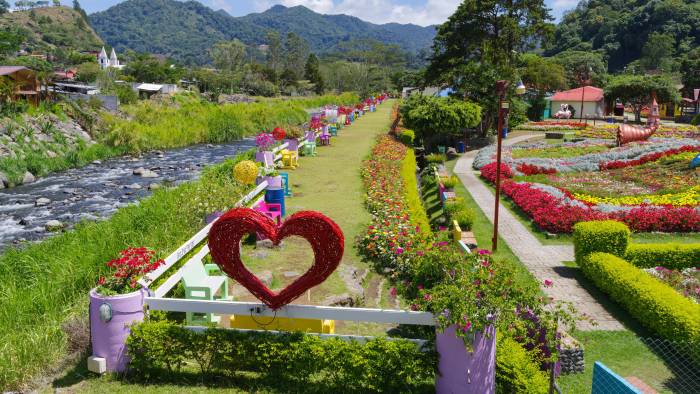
left=37, top=101, right=398, bottom=393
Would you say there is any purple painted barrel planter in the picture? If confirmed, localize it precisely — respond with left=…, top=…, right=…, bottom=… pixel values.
left=284, top=138, right=299, bottom=152
left=436, top=325, right=496, bottom=394
left=89, top=288, right=147, bottom=372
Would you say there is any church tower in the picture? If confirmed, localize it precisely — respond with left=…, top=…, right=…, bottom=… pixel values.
left=109, top=48, right=119, bottom=68
left=98, top=47, right=109, bottom=69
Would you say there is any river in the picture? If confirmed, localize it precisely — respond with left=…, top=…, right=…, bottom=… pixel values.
left=0, top=139, right=256, bottom=251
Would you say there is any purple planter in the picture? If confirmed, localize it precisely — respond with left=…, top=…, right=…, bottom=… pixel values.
left=255, top=151, right=275, bottom=166
left=436, top=325, right=496, bottom=394
left=284, top=138, right=299, bottom=152
left=89, top=288, right=147, bottom=372
left=265, top=175, right=283, bottom=189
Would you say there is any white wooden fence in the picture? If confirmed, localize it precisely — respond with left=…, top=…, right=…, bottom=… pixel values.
left=140, top=117, right=435, bottom=346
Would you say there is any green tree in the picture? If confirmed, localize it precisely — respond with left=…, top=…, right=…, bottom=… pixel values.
left=210, top=39, right=246, bottom=72
left=123, top=53, right=183, bottom=83
left=604, top=74, right=680, bottom=123
left=0, top=29, right=24, bottom=59
left=75, top=61, right=100, bottom=83
left=640, top=32, right=676, bottom=72
left=52, top=0, right=60, bottom=6
left=266, top=31, right=282, bottom=75
left=681, top=48, right=700, bottom=92
left=520, top=53, right=567, bottom=120
left=0, top=1, right=9, bottom=14
left=304, top=53, right=324, bottom=94
left=284, top=32, right=309, bottom=80
left=400, top=95, right=482, bottom=142
left=552, top=50, right=607, bottom=88
left=426, top=0, right=553, bottom=134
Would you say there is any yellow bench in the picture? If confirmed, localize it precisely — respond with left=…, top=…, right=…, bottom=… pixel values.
left=229, top=315, right=334, bottom=334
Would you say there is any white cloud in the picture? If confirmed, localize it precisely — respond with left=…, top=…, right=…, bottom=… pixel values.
left=211, top=0, right=234, bottom=13
left=251, top=0, right=460, bottom=26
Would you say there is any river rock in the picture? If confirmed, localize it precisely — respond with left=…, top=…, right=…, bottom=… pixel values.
left=141, top=169, right=159, bottom=178
left=22, top=171, right=35, bottom=184
left=258, top=270, right=273, bottom=287
left=125, top=183, right=142, bottom=190
left=45, top=220, right=63, bottom=232
left=92, top=160, right=101, bottom=165
left=46, top=150, right=57, bottom=158
left=148, top=183, right=161, bottom=190
left=0, top=172, right=8, bottom=188
left=133, top=167, right=145, bottom=175
left=18, top=218, right=30, bottom=226
left=35, top=197, right=51, bottom=206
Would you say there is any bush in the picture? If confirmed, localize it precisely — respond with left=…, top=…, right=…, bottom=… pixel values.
left=496, top=334, right=549, bottom=394
left=425, top=153, right=446, bottom=164
left=572, top=221, right=630, bottom=264
left=128, top=321, right=436, bottom=392
left=581, top=253, right=700, bottom=352
left=401, top=148, right=432, bottom=239
left=624, top=243, right=700, bottom=270
left=440, top=176, right=458, bottom=189
left=453, top=208, right=475, bottom=231
left=399, top=129, right=415, bottom=146
left=443, top=197, right=465, bottom=218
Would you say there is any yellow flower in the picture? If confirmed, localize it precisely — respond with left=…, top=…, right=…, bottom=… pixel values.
left=233, top=160, right=258, bottom=185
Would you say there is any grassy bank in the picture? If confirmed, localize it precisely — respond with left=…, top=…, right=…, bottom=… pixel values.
left=0, top=153, right=253, bottom=390
left=101, top=93, right=359, bottom=153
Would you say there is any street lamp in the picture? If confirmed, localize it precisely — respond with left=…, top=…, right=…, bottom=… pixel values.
left=491, top=79, right=525, bottom=251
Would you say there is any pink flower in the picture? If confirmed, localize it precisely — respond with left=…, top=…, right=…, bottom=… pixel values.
left=417, top=284, right=424, bottom=290
left=416, top=251, right=424, bottom=257
left=477, top=249, right=492, bottom=255
left=410, top=304, right=418, bottom=311
left=543, top=279, right=553, bottom=288
left=462, top=321, right=472, bottom=332
left=395, top=247, right=404, bottom=255
left=423, top=294, right=431, bottom=301
left=389, top=287, right=397, bottom=297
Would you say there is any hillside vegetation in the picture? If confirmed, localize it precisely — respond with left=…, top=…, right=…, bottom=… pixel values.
left=89, top=0, right=435, bottom=65
left=0, top=6, right=102, bottom=53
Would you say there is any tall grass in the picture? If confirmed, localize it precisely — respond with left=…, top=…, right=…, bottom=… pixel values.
left=0, top=152, right=253, bottom=390
left=101, top=93, right=359, bottom=152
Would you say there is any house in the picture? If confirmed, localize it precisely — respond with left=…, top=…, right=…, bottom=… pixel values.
left=548, top=86, right=605, bottom=119
left=53, top=69, right=77, bottom=81
left=98, top=47, right=125, bottom=70
left=132, top=83, right=178, bottom=98
left=0, top=66, right=40, bottom=105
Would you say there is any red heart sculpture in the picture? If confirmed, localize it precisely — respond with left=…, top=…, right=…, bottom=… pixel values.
left=208, top=208, right=344, bottom=309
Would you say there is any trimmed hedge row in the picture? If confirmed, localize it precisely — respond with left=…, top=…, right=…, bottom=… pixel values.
left=128, top=321, right=436, bottom=393
left=402, top=148, right=433, bottom=239
left=495, top=334, right=549, bottom=394
left=581, top=253, right=700, bottom=350
left=572, top=221, right=630, bottom=264
left=625, top=243, right=700, bottom=270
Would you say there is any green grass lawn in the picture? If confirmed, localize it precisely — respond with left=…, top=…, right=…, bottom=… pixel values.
left=39, top=101, right=398, bottom=393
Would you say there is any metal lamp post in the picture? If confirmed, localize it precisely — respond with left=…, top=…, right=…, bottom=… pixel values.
left=491, top=80, right=526, bottom=251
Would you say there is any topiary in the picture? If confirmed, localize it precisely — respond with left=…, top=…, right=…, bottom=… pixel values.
left=573, top=220, right=630, bottom=265
left=399, top=129, right=415, bottom=146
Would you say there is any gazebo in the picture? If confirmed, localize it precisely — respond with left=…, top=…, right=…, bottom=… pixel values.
left=0, top=66, right=40, bottom=105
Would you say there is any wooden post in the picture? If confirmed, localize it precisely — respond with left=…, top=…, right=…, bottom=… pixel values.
left=492, top=81, right=509, bottom=252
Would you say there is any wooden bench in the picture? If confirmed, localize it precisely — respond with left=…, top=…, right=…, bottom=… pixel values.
left=181, top=260, right=231, bottom=325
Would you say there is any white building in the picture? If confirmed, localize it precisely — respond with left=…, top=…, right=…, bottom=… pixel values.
left=98, top=47, right=125, bottom=70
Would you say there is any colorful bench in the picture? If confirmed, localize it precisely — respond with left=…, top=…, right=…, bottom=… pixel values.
left=181, top=260, right=231, bottom=325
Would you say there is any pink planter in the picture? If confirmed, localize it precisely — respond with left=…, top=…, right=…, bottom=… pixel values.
left=436, top=325, right=496, bottom=394
left=89, top=288, right=147, bottom=372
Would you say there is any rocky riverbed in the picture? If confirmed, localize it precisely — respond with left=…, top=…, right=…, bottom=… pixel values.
left=0, top=139, right=255, bottom=251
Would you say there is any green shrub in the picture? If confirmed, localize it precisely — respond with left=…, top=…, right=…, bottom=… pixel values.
left=625, top=243, right=700, bottom=270
left=399, top=129, right=415, bottom=146
left=128, top=321, right=436, bottom=392
left=572, top=221, right=630, bottom=264
left=402, top=148, right=432, bottom=239
left=453, top=208, right=475, bottom=231
left=441, top=176, right=458, bottom=189
left=581, top=253, right=700, bottom=352
left=691, top=113, right=700, bottom=126
left=496, top=334, right=549, bottom=394
left=443, top=197, right=465, bottom=218
left=425, top=153, right=446, bottom=164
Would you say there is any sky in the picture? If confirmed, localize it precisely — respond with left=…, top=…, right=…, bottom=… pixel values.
left=61, top=0, right=578, bottom=25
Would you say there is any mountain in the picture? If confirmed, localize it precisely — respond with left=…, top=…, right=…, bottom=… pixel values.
left=548, top=0, right=700, bottom=72
left=88, top=0, right=436, bottom=65
left=0, top=6, right=103, bottom=53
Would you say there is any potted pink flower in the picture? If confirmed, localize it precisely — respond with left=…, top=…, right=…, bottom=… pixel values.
left=89, top=247, right=163, bottom=372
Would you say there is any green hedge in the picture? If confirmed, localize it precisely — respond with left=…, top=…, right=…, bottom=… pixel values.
left=496, top=334, right=549, bottom=394
left=625, top=243, right=700, bottom=270
left=581, top=253, right=700, bottom=350
left=572, top=221, right=630, bottom=264
left=399, top=129, right=415, bottom=146
left=402, top=148, right=432, bottom=239
left=128, top=321, right=436, bottom=393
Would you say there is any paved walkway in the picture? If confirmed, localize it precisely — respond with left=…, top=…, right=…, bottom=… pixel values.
left=453, top=135, right=623, bottom=330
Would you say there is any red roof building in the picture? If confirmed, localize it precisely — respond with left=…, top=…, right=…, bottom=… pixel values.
left=550, top=86, right=604, bottom=102
left=548, top=86, right=606, bottom=118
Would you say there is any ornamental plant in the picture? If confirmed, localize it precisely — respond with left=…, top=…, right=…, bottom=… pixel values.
left=96, top=247, right=164, bottom=296
left=255, top=132, right=275, bottom=151
left=272, top=127, right=286, bottom=141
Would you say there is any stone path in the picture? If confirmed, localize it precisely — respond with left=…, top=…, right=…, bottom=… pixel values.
left=453, top=135, right=623, bottom=330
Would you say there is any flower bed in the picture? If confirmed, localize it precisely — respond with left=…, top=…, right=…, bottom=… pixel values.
left=577, top=124, right=700, bottom=140
left=644, top=267, right=700, bottom=303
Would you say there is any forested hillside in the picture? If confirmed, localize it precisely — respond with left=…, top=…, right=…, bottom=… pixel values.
left=89, top=0, right=435, bottom=65
left=548, top=0, right=700, bottom=72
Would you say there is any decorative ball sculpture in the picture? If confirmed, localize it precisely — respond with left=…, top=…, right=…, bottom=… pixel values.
left=208, top=208, right=344, bottom=309
left=272, top=127, right=286, bottom=141
left=233, top=160, right=259, bottom=185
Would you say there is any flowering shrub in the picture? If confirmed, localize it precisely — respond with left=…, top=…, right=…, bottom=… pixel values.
left=516, top=163, right=557, bottom=175
left=96, top=247, right=164, bottom=296
left=480, top=162, right=514, bottom=183
left=255, top=132, right=275, bottom=151
left=272, top=127, right=286, bottom=141
left=644, top=267, right=700, bottom=303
